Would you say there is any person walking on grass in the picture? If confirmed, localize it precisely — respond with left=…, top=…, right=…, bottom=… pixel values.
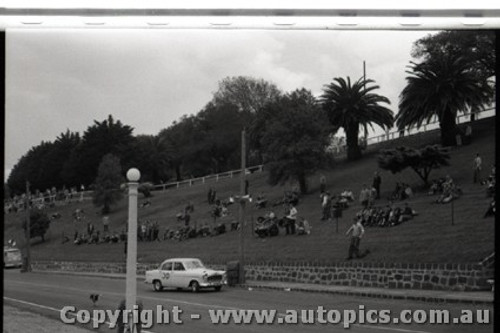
left=345, top=218, right=369, bottom=260
left=319, top=174, right=327, bottom=194
left=473, top=153, right=482, bottom=184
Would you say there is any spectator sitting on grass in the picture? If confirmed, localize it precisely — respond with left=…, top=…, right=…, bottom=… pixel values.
left=340, top=189, right=355, bottom=202
left=428, top=180, right=440, bottom=195
left=398, top=203, right=418, bottom=223
left=296, top=217, right=311, bottom=235
left=255, top=193, right=267, bottom=209
left=213, top=222, right=226, bottom=235
left=486, top=178, right=495, bottom=198
left=402, top=183, right=413, bottom=200
left=435, top=175, right=462, bottom=204
left=199, top=222, right=211, bottom=237
left=481, top=165, right=496, bottom=197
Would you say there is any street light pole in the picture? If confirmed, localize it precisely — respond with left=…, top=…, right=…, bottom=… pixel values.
left=125, top=168, right=140, bottom=325
left=24, top=181, right=31, bottom=272
left=238, top=129, right=246, bottom=284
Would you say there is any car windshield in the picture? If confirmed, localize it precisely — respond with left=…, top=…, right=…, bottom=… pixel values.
left=184, top=260, right=205, bottom=270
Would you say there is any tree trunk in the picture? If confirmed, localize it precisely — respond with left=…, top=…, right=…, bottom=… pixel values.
left=175, top=164, right=182, bottom=181
left=297, top=173, right=308, bottom=195
left=102, top=202, right=110, bottom=215
left=439, top=110, right=462, bottom=147
left=345, top=123, right=362, bottom=161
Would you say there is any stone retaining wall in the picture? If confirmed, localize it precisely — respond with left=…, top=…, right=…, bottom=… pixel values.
left=32, top=261, right=493, bottom=291
left=245, top=262, right=494, bottom=291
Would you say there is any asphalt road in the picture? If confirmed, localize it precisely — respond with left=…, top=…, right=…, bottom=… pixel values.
left=3, top=269, right=493, bottom=333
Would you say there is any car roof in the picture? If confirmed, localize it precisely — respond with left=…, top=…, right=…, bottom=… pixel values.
left=161, top=258, right=201, bottom=263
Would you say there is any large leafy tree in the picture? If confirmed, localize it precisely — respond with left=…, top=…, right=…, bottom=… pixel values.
left=131, top=134, right=171, bottom=184
left=63, top=115, right=135, bottom=187
left=211, top=76, right=283, bottom=164
left=211, top=76, right=282, bottom=114
left=23, top=208, right=51, bottom=242
left=397, top=54, right=494, bottom=147
left=378, top=145, right=450, bottom=185
left=159, top=115, right=204, bottom=181
left=196, top=102, right=249, bottom=174
left=412, top=31, right=495, bottom=85
left=39, top=130, right=80, bottom=190
left=260, top=89, right=332, bottom=194
left=92, top=153, right=125, bottom=214
left=320, top=77, right=394, bottom=161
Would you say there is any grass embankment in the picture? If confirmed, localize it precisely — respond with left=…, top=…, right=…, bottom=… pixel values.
left=4, top=118, right=495, bottom=265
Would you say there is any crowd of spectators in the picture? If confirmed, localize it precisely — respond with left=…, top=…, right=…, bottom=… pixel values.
left=5, top=186, right=85, bottom=214
left=390, top=182, right=413, bottom=201
left=428, top=175, right=462, bottom=204
left=254, top=209, right=311, bottom=237
left=355, top=202, right=418, bottom=228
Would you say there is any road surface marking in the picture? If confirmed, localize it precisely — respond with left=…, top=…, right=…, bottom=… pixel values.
left=4, top=296, right=156, bottom=333
left=6, top=280, right=437, bottom=333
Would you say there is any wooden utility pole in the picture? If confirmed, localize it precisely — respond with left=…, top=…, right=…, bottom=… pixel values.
left=24, top=181, right=31, bottom=272
left=238, top=129, right=247, bottom=284
left=451, top=199, right=455, bottom=226
left=363, top=60, right=368, bottom=140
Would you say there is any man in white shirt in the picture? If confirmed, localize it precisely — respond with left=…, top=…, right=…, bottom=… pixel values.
left=285, top=204, right=297, bottom=235
left=345, top=218, right=368, bottom=260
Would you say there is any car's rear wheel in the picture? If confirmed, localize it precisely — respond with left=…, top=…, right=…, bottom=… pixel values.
left=190, top=281, right=200, bottom=293
left=153, top=280, right=163, bottom=292
left=214, top=286, right=222, bottom=292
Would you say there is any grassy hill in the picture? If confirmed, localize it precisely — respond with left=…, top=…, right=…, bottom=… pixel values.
left=4, top=117, right=495, bottom=265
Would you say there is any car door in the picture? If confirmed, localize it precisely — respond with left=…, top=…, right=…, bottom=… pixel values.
left=159, top=261, right=173, bottom=288
left=170, top=261, right=189, bottom=288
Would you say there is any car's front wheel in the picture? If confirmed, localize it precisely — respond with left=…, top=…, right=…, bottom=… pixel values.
left=190, top=281, right=200, bottom=293
left=153, top=280, right=163, bottom=292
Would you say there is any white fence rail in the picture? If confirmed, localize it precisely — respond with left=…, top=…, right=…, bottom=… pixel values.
left=366, top=105, right=496, bottom=146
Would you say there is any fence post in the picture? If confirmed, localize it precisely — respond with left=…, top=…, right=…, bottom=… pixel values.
left=216, top=174, right=219, bottom=182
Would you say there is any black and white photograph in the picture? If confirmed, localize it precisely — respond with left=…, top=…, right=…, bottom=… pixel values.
left=2, top=5, right=496, bottom=333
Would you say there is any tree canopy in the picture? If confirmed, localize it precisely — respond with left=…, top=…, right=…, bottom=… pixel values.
left=412, top=30, right=495, bottom=81
left=23, top=208, right=51, bottom=242
left=260, top=89, right=332, bottom=194
left=397, top=54, right=494, bottom=146
left=211, top=76, right=282, bottom=114
left=320, top=77, right=394, bottom=160
left=92, top=153, right=125, bottom=214
left=378, top=145, right=450, bottom=185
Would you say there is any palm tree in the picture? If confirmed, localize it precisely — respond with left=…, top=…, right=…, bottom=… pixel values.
left=397, top=54, right=494, bottom=147
left=320, top=77, right=394, bottom=160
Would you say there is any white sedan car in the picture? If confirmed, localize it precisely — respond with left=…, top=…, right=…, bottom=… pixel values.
left=145, top=258, right=226, bottom=292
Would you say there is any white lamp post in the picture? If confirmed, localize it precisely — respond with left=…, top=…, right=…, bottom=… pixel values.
left=125, top=168, right=140, bottom=319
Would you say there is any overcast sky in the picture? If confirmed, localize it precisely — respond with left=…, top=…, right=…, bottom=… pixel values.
left=5, top=28, right=434, bottom=180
